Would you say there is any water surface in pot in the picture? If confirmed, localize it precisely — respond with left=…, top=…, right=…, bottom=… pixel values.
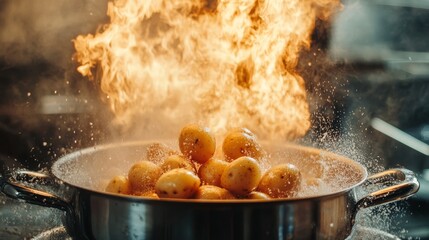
left=52, top=141, right=367, bottom=200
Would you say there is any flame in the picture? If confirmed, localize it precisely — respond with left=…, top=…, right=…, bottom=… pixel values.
left=73, top=0, right=340, bottom=140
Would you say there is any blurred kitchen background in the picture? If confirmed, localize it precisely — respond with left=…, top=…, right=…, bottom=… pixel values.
left=303, top=0, right=429, bottom=238
left=0, top=0, right=112, bottom=171
left=0, top=0, right=428, bottom=238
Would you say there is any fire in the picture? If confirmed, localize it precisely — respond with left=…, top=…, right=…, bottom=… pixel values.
left=73, top=0, right=340, bottom=140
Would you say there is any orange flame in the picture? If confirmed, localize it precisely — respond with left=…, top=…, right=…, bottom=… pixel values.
left=73, top=0, right=340, bottom=140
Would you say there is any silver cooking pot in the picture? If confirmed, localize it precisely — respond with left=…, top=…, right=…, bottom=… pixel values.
left=0, top=141, right=420, bottom=240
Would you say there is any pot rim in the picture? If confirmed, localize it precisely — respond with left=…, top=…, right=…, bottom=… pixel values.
left=52, top=140, right=368, bottom=204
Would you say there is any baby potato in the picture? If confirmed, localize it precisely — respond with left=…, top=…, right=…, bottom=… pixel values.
left=248, top=191, right=271, bottom=200
left=155, top=168, right=201, bottom=199
left=146, top=143, right=178, bottom=163
left=138, top=191, right=160, bottom=199
left=222, top=130, right=264, bottom=162
left=128, top=161, right=163, bottom=193
left=198, top=158, right=228, bottom=187
left=194, top=185, right=235, bottom=200
left=220, top=156, right=262, bottom=196
left=105, top=175, right=131, bottom=194
left=229, top=127, right=255, bottom=137
left=178, top=124, right=216, bottom=164
left=258, top=163, right=302, bottom=198
left=160, top=154, right=196, bottom=173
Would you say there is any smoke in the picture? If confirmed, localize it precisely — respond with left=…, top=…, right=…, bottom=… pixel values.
left=0, top=0, right=116, bottom=169
left=0, top=0, right=108, bottom=68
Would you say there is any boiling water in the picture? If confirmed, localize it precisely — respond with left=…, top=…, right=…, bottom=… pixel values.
left=52, top=141, right=366, bottom=198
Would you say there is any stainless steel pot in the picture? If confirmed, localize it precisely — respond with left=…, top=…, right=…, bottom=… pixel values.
left=0, top=141, right=420, bottom=240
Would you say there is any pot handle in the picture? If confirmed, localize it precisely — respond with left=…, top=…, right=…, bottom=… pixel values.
left=356, top=168, right=419, bottom=210
left=0, top=170, right=71, bottom=212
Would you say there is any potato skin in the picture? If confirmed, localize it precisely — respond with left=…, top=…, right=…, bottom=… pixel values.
left=229, top=127, right=255, bottom=137
left=198, top=158, right=228, bottom=187
left=220, top=156, right=262, bottom=196
left=155, top=169, right=201, bottom=199
left=105, top=175, right=131, bottom=194
left=222, top=131, right=263, bottom=162
left=160, top=154, right=195, bottom=173
left=128, top=161, right=163, bottom=194
left=179, top=124, right=216, bottom=164
left=194, top=185, right=235, bottom=200
left=248, top=191, right=271, bottom=200
left=138, top=191, right=160, bottom=199
left=258, top=163, right=302, bottom=198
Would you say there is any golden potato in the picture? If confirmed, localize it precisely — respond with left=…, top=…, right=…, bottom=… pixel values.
left=178, top=124, right=216, bottom=164
left=248, top=191, right=271, bottom=200
left=138, top=191, right=160, bottom=199
left=128, top=161, right=163, bottom=193
left=146, top=143, right=178, bottom=163
left=222, top=130, right=264, bottom=162
left=155, top=168, right=201, bottom=199
left=220, top=156, right=262, bottom=196
left=198, top=158, right=228, bottom=187
left=194, top=185, right=235, bottom=200
left=258, top=163, right=302, bottom=198
left=160, top=154, right=196, bottom=173
left=105, top=175, right=131, bottom=194
left=231, top=127, right=256, bottom=136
